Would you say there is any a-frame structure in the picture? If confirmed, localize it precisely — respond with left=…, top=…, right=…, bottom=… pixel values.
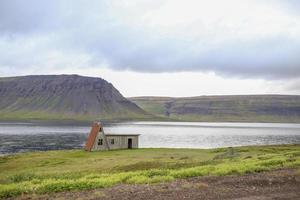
left=84, top=121, right=109, bottom=151
left=84, top=121, right=140, bottom=151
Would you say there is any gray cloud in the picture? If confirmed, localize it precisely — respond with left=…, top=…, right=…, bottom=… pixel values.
left=0, top=0, right=300, bottom=80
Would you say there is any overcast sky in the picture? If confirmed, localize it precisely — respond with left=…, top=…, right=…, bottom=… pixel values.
left=0, top=0, right=300, bottom=97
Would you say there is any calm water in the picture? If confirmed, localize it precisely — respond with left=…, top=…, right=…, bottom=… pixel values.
left=0, top=121, right=300, bottom=154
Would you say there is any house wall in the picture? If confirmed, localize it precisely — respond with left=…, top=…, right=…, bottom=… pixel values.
left=106, top=135, right=139, bottom=150
left=92, top=132, right=139, bottom=151
left=92, top=132, right=107, bottom=151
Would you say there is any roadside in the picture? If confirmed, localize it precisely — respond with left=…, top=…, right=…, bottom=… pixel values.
left=15, top=169, right=300, bottom=200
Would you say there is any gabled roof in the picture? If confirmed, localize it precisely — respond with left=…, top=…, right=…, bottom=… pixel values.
left=84, top=122, right=101, bottom=151
left=105, top=134, right=140, bottom=136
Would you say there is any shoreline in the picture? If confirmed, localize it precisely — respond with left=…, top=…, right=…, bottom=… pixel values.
left=1, top=118, right=300, bottom=125
left=1, top=120, right=300, bottom=127
left=1, top=144, right=300, bottom=157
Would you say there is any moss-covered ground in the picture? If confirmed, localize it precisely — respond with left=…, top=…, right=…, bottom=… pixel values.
left=0, top=145, right=299, bottom=198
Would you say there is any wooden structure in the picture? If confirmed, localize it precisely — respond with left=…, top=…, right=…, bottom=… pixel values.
left=84, top=122, right=139, bottom=151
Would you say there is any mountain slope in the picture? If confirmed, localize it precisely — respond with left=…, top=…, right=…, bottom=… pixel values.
left=0, top=75, right=152, bottom=121
left=130, top=95, right=300, bottom=123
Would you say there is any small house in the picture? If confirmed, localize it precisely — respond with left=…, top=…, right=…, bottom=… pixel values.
left=84, top=122, right=139, bottom=151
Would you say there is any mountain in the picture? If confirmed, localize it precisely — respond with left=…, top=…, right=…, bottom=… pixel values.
left=1, top=75, right=299, bottom=123
left=0, top=75, right=152, bottom=121
left=129, top=95, right=300, bottom=123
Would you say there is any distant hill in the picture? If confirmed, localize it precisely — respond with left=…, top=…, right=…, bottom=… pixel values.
left=129, top=95, right=300, bottom=123
left=0, top=75, right=152, bottom=121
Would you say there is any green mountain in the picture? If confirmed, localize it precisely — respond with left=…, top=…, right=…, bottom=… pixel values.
left=129, top=95, right=300, bottom=123
left=0, top=75, right=152, bottom=121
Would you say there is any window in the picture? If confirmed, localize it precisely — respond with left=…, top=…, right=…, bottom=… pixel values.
left=98, top=139, right=103, bottom=145
left=110, top=139, right=115, bottom=145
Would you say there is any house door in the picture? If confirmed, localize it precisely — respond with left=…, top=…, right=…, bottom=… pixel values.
left=128, top=138, right=132, bottom=149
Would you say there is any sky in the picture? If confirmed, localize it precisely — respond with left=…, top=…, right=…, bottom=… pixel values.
left=0, top=0, right=300, bottom=97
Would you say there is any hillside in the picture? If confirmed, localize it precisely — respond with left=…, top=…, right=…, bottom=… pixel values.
left=0, top=75, right=152, bottom=121
left=130, top=95, right=300, bottom=123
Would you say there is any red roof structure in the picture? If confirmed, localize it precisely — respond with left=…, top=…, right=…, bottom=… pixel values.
left=84, top=122, right=101, bottom=151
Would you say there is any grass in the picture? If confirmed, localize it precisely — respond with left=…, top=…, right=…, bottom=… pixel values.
left=0, top=145, right=299, bottom=198
left=0, top=110, right=155, bottom=122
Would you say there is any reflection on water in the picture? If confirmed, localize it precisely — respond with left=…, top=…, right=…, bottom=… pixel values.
left=0, top=121, right=300, bottom=154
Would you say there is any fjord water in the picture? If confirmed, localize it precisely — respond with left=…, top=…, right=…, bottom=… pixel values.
left=0, top=121, right=300, bottom=154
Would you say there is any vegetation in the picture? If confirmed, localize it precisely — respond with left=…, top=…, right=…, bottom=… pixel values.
left=0, top=145, right=299, bottom=198
left=130, top=95, right=300, bottom=123
left=0, top=110, right=155, bottom=122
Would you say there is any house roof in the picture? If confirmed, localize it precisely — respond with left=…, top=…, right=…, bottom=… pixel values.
left=105, top=134, right=140, bottom=136
left=84, top=122, right=101, bottom=151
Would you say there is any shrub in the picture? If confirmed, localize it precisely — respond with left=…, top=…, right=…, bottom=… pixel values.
left=10, top=172, right=38, bottom=183
left=170, top=166, right=212, bottom=178
left=126, top=175, right=150, bottom=184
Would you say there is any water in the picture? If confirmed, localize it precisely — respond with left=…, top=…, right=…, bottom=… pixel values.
left=0, top=121, right=300, bottom=154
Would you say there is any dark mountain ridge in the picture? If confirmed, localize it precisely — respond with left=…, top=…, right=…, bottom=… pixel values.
left=1, top=75, right=300, bottom=123
left=0, top=75, right=152, bottom=121
left=130, top=95, right=300, bottom=123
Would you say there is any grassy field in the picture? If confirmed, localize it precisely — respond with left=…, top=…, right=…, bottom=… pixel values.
left=0, top=145, right=299, bottom=198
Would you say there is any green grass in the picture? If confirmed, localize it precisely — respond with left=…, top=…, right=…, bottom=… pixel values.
left=0, top=145, right=299, bottom=198
left=0, top=110, right=156, bottom=122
